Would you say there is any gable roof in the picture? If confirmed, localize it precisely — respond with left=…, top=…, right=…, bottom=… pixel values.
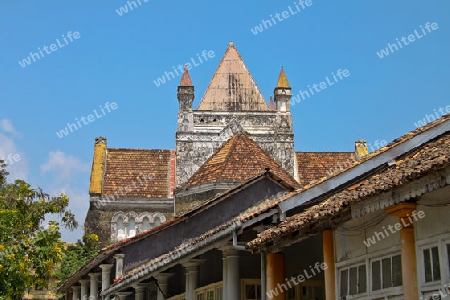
left=296, top=152, right=356, bottom=186
left=196, top=42, right=269, bottom=111
left=102, top=149, right=175, bottom=198
left=103, top=187, right=296, bottom=296
left=247, top=116, right=450, bottom=251
left=180, top=133, right=300, bottom=190
left=58, top=171, right=293, bottom=293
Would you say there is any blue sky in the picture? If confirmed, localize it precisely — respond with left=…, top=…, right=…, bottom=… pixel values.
left=0, top=1, right=449, bottom=241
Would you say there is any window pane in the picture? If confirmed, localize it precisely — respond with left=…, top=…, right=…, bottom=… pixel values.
left=424, top=249, right=432, bottom=282
left=382, top=258, right=392, bottom=288
left=432, top=247, right=441, bottom=281
left=256, top=285, right=261, bottom=300
left=392, top=254, right=402, bottom=287
left=372, top=261, right=381, bottom=291
left=128, top=217, right=136, bottom=237
left=216, top=287, right=223, bottom=300
left=142, top=217, right=151, bottom=231
left=196, top=293, right=204, bottom=300
left=340, top=269, right=348, bottom=297
left=245, top=284, right=256, bottom=299
left=206, top=290, right=214, bottom=300
left=359, top=265, right=367, bottom=293
left=349, top=267, right=358, bottom=295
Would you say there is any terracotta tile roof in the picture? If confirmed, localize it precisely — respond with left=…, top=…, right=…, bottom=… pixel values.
left=102, top=149, right=174, bottom=198
left=196, top=42, right=270, bottom=111
left=247, top=131, right=450, bottom=251
left=296, top=152, right=356, bottom=186
left=60, top=171, right=293, bottom=293
left=103, top=188, right=298, bottom=294
left=181, top=133, right=300, bottom=189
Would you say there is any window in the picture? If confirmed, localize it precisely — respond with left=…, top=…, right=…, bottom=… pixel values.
left=128, top=217, right=136, bottom=237
left=142, top=217, right=151, bottom=231
left=423, top=246, right=441, bottom=283
left=340, top=263, right=366, bottom=297
left=241, top=279, right=261, bottom=300
left=117, top=217, right=126, bottom=241
left=215, top=287, right=222, bottom=300
left=194, top=282, right=222, bottom=300
left=371, top=254, right=402, bottom=291
left=111, top=211, right=167, bottom=242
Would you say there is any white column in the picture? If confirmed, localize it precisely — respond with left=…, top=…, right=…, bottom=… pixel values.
left=222, top=251, right=228, bottom=300
left=183, top=259, right=204, bottom=300
left=79, top=279, right=90, bottom=300
left=89, top=273, right=100, bottom=300
left=225, top=249, right=240, bottom=300
left=155, top=273, right=174, bottom=300
left=100, top=264, right=114, bottom=300
left=132, top=284, right=147, bottom=300
left=114, top=254, right=125, bottom=279
left=72, top=286, right=81, bottom=300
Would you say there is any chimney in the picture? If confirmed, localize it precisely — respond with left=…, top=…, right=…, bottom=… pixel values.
left=89, top=136, right=107, bottom=195
left=355, top=140, right=369, bottom=160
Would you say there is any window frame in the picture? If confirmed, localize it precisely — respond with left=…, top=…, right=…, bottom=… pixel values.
left=194, top=281, right=223, bottom=300
left=338, top=262, right=368, bottom=298
left=370, top=254, right=402, bottom=292
left=241, top=278, right=261, bottom=300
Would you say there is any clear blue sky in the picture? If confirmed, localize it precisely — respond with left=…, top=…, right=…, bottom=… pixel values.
left=1, top=1, right=449, bottom=241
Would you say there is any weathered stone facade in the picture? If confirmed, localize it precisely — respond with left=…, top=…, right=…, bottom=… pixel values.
left=85, top=197, right=173, bottom=246
left=175, top=111, right=295, bottom=187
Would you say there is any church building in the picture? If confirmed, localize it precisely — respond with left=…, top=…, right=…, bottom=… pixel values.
left=84, top=42, right=353, bottom=247
left=59, top=42, right=450, bottom=300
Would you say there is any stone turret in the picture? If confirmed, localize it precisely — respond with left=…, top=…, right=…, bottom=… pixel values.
left=177, top=66, right=194, bottom=112
left=274, top=67, right=292, bottom=112
left=177, top=67, right=194, bottom=133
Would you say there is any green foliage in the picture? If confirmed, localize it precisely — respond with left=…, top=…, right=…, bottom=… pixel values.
left=0, top=160, right=78, bottom=300
left=56, top=233, right=99, bottom=284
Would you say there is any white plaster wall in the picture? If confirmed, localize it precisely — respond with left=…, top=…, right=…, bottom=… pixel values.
left=415, top=187, right=450, bottom=241
left=335, top=210, right=401, bottom=263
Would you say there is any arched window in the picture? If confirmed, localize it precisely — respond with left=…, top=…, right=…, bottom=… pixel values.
left=117, top=217, right=126, bottom=241
left=154, top=216, right=161, bottom=226
left=142, top=217, right=151, bottom=231
left=128, top=217, right=136, bottom=238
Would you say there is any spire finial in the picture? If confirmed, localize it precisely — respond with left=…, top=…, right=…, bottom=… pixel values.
left=276, top=66, right=290, bottom=89
left=179, top=65, right=193, bottom=86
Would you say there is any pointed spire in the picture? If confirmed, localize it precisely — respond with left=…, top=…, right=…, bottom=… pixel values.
left=179, top=65, right=193, bottom=86
left=276, top=66, right=291, bottom=89
left=269, top=96, right=275, bottom=110
left=197, top=42, right=269, bottom=111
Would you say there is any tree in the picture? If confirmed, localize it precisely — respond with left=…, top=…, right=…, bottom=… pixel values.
left=56, top=233, right=99, bottom=285
left=0, top=160, right=78, bottom=300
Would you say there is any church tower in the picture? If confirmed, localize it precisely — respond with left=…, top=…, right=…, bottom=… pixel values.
left=175, top=42, right=296, bottom=188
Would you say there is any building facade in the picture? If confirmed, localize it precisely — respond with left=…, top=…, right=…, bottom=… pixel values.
left=60, top=44, right=450, bottom=300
